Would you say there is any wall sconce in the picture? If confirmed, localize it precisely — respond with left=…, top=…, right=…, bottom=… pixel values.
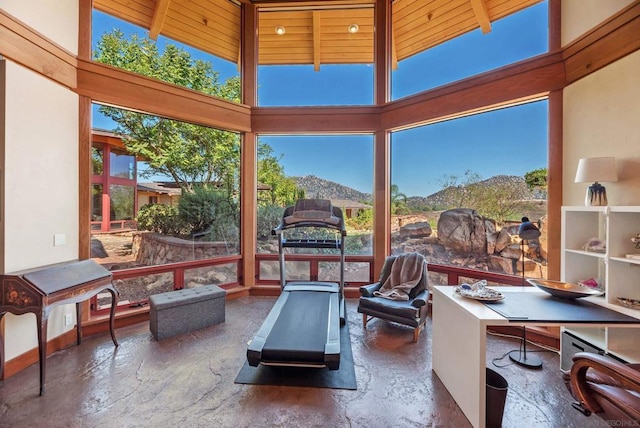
left=275, top=25, right=286, bottom=35
left=574, top=157, right=618, bottom=206
left=347, top=24, right=359, bottom=34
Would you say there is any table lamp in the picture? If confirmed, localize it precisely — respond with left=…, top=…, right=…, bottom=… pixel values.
left=574, top=157, right=617, bottom=206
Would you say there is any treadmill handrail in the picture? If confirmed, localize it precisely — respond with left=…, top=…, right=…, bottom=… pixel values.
left=271, top=203, right=346, bottom=235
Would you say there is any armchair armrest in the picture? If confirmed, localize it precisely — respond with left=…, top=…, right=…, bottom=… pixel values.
left=570, top=352, right=640, bottom=414
left=360, top=282, right=382, bottom=297
left=411, top=290, right=429, bottom=308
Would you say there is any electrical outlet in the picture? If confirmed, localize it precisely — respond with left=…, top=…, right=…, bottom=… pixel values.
left=64, top=313, right=73, bottom=326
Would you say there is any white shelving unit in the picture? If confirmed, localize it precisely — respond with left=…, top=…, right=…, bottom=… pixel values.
left=561, top=206, right=640, bottom=364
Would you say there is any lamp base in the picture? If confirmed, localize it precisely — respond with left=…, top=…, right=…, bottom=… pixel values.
left=508, top=350, right=543, bottom=369
left=585, top=182, right=608, bottom=206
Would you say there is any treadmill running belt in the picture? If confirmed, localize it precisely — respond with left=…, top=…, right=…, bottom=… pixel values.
left=262, top=291, right=330, bottom=363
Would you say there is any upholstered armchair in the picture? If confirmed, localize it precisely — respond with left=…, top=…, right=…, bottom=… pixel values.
left=566, top=352, right=640, bottom=422
left=357, top=253, right=430, bottom=342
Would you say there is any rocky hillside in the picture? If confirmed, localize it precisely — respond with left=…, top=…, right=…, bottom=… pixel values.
left=292, top=175, right=372, bottom=202
left=292, top=174, right=544, bottom=210
left=407, top=175, right=538, bottom=210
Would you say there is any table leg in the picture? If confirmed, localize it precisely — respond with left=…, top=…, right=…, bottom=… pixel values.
left=37, top=313, right=48, bottom=396
left=108, top=287, right=119, bottom=347
left=0, top=312, right=5, bottom=380
left=432, top=290, right=487, bottom=428
left=76, top=302, right=82, bottom=345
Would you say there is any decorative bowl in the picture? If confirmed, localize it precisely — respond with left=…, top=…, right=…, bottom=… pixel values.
left=526, top=279, right=604, bottom=299
left=617, top=297, right=640, bottom=309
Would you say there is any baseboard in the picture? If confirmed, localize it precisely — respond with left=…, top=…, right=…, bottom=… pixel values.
left=2, top=328, right=77, bottom=380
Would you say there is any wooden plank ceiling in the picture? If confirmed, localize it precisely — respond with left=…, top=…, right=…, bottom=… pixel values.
left=93, top=0, right=542, bottom=68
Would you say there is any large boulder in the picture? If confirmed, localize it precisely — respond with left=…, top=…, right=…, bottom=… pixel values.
left=489, top=255, right=515, bottom=274
left=495, top=228, right=513, bottom=253
left=437, top=208, right=496, bottom=254
left=399, top=221, right=432, bottom=239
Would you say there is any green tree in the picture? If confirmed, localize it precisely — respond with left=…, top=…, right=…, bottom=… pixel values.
left=438, top=170, right=482, bottom=208
left=257, top=144, right=304, bottom=206
left=524, top=167, right=548, bottom=196
left=471, top=179, right=530, bottom=224
left=438, top=171, right=530, bottom=224
left=391, top=184, right=409, bottom=215
left=93, top=30, right=241, bottom=192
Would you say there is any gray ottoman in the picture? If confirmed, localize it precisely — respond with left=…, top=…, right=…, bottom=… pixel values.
left=149, top=284, right=226, bottom=340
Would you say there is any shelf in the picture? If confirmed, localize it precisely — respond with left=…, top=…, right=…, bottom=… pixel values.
left=610, top=256, right=640, bottom=265
left=607, top=349, right=640, bottom=364
left=564, top=249, right=606, bottom=258
left=563, top=326, right=606, bottom=349
left=609, top=302, right=640, bottom=318
left=561, top=206, right=640, bottom=367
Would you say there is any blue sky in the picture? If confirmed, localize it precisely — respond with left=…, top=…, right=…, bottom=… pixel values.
left=92, top=2, right=548, bottom=197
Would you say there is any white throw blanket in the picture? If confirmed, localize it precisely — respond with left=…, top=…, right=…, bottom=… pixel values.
left=374, top=252, right=424, bottom=301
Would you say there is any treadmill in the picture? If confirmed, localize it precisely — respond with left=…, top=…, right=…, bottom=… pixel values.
left=247, top=199, right=346, bottom=370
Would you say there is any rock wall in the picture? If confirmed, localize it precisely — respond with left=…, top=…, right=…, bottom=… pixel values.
left=132, top=232, right=237, bottom=265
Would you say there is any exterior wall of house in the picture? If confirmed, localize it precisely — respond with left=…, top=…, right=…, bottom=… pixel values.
left=0, top=1, right=80, bottom=361
left=139, top=193, right=178, bottom=207
left=562, top=49, right=640, bottom=206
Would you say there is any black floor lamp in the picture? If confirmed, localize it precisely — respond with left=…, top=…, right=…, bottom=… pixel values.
left=509, top=217, right=543, bottom=369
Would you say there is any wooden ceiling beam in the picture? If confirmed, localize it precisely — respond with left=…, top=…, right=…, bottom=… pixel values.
left=149, top=0, right=171, bottom=40
left=313, top=11, right=321, bottom=71
left=469, top=0, right=491, bottom=34
left=391, top=25, right=398, bottom=70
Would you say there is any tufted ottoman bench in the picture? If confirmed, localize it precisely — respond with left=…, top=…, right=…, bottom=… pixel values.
left=149, top=284, right=226, bottom=340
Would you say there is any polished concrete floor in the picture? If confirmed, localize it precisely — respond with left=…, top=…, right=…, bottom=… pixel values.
left=0, top=298, right=605, bottom=427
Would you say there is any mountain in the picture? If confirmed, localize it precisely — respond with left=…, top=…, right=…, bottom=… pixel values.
left=292, top=175, right=372, bottom=202
left=292, top=174, right=542, bottom=208
left=407, top=175, right=538, bottom=210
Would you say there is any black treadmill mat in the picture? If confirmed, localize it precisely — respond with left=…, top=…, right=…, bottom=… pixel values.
left=482, top=291, right=640, bottom=323
left=262, top=291, right=330, bottom=362
left=234, top=322, right=356, bottom=390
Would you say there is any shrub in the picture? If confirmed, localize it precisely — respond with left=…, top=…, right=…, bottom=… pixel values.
left=178, top=186, right=239, bottom=238
left=257, top=204, right=285, bottom=239
left=136, top=204, right=183, bottom=235
left=178, top=186, right=219, bottom=235
left=205, top=194, right=239, bottom=242
left=345, top=209, right=373, bottom=230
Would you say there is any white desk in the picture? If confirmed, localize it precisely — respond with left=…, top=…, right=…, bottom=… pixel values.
left=431, top=285, right=640, bottom=428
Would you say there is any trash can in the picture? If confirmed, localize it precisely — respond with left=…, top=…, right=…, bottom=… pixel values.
left=486, top=368, right=508, bottom=428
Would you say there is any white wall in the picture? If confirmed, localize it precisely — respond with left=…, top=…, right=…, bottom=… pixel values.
left=0, top=0, right=79, bottom=55
left=562, top=50, right=640, bottom=206
left=1, top=0, right=80, bottom=361
left=2, top=60, right=80, bottom=360
left=561, top=0, right=634, bottom=46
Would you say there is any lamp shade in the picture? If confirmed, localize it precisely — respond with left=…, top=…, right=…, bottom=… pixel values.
left=574, top=157, right=618, bottom=183
left=518, top=217, right=541, bottom=240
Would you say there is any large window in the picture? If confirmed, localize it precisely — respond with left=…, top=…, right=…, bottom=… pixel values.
left=91, top=104, right=241, bottom=308
left=92, top=146, right=103, bottom=175
left=109, top=184, right=135, bottom=221
left=390, top=100, right=548, bottom=280
left=257, top=8, right=374, bottom=106
left=90, top=9, right=244, bottom=310
left=256, top=134, right=374, bottom=283
left=391, top=1, right=548, bottom=100
left=109, top=149, right=135, bottom=179
left=92, top=10, right=239, bottom=102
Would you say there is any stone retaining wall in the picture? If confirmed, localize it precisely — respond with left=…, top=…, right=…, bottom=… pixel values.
left=132, top=232, right=237, bottom=265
